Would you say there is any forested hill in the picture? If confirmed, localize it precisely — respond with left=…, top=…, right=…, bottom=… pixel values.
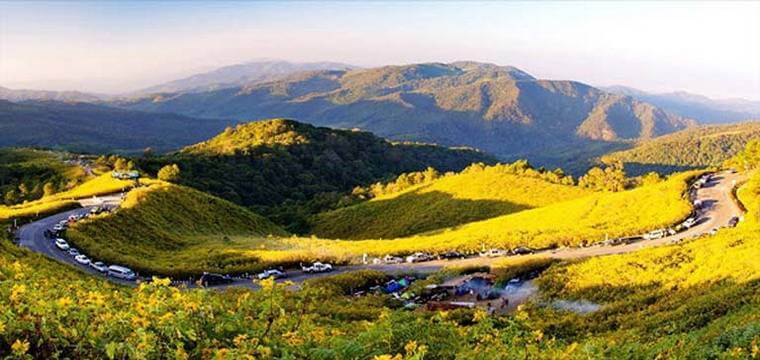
left=117, top=61, right=695, bottom=167
left=138, top=118, right=495, bottom=230
left=0, top=100, right=233, bottom=153
left=604, top=122, right=760, bottom=175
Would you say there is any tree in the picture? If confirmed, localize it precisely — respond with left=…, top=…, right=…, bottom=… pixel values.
left=579, top=161, right=627, bottom=192
left=113, top=158, right=128, bottom=171
left=158, top=164, right=181, bottom=182
left=4, top=189, right=18, bottom=205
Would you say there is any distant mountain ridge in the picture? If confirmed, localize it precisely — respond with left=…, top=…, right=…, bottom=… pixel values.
left=603, top=85, right=760, bottom=124
left=0, top=86, right=105, bottom=103
left=116, top=61, right=695, bottom=168
left=135, top=60, right=356, bottom=95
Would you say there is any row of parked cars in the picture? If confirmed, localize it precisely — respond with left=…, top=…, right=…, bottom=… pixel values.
left=51, top=214, right=138, bottom=281
left=372, top=247, right=536, bottom=265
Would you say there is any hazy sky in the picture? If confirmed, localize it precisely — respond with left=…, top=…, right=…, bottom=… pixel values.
left=1, top=1, right=759, bottom=99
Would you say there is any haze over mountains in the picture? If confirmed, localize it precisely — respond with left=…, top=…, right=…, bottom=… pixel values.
left=114, top=61, right=695, bottom=167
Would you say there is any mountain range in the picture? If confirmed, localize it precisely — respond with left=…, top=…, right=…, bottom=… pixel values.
left=603, top=85, right=760, bottom=124
left=115, top=61, right=696, bottom=168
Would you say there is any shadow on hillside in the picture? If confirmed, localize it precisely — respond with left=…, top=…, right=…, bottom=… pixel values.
left=621, top=162, right=700, bottom=177
left=312, top=189, right=531, bottom=240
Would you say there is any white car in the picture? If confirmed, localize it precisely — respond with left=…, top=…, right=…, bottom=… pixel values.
left=90, top=261, right=108, bottom=273
left=55, top=238, right=70, bottom=251
left=302, top=262, right=333, bottom=273
left=74, top=254, right=90, bottom=265
left=382, top=255, right=403, bottom=264
left=107, top=265, right=137, bottom=281
left=52, top=224, right=65, bottom=232
left=682, top=217, right=698, bottom=229
left=405, top=252, right=433, bottom=263
left=257, top=269, right=287, bottom=280
left=643, top=229, right=667, bottom=240
left=480, top=249, right=508, bottom=258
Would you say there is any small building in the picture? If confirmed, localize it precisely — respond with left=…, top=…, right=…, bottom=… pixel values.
left=111, top=170, right=139, bottom=180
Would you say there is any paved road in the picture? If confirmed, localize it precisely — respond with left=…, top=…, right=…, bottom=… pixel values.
left=16, top=171, right=745, bottom=290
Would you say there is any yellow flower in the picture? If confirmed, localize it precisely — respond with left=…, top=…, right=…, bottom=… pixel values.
left=57, top=296, right=73, bottom=308
left=233, top=334, right=248, bottom=347
left=11, top=339, right=30, bottom=354
left=175, top=347, right=189, bottom=360
left=373, top=355, right=402, bottom=360
left=152, top=277, right=172, bottom=287
left=404, top=341, right=418, bottom=354
left=533, top=330, right=544, bottom=343
left=473, top=309, right=488, bottom=322
left=10, top=284, right=26, bottom=303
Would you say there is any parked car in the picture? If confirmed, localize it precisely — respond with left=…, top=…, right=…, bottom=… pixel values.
left=643, top=229, right=667, bottom=240
left=199, top=272, right=234, bottom=286
left=728, top=216, right=740, bottom=227
left=382, top=255, right=403, bottom=264
left=90, top=261, right=108, bottom=273
left=302, top=262, right=333, bottom=273
left=439, top=251, right=465, bottom=260
left=257, top=269, right=287, bottom=280
left=511, top=247, right=535, bottom=255
left=68, top=248, right=80, bottom=257
left=405, top=252, right=433, bottom=263
left=480, top=249, right=508, bottom=258
left=74, top=254, right=90, bottom=265
left=52, top=224, right=65, bottom=232
left=55, top=238, right=70, bottom=251
left=682, top=217, right=698, bottom=229
left=107, top=265, right=137, bottom=281
left=708, top=228, right=718, bottom=236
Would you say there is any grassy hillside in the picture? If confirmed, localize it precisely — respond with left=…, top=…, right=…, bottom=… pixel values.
left=0, top=99, right=234, bottom=153
left=604, top=122, right=760, bottom=175
left=529, top=173, right=760, bottom=357
left=310, top=162, right=591, bottom=239
left=117, top=62, right=694, bottom=168
left=67, top=182, right=286, bottom=277
left=139, top=119, right=495, bottom=231
left=0, top=148, right=88, bottom=205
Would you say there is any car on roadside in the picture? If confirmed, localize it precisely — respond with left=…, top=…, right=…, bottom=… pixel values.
left=405, top=252, right=433, bottom=263
left=381, top=255, right=404, bottom=264
left=728, top=216, right=740, bottom=227
left=68, top=248, right=80, bottom=257
left=643, top=229, right=668, bottom=240
left=198, top=272, right=234, bottom=286
left=55, top=238, right=70, bottom=251
left=479, top=249, right=508, bottom=258
left=90, top=261, right=108, bottom=273
left=302, top=262, right=334, bottom=273
left=511, top=246, right=535, bottom=255
left=108, top=265, right=137, bottom=281
left=257, top=269, right=287, bottom=280
left=74, top=254, right=90, bottom=265
left=53, top=224, right=65, bottom=232
left=682, top=217, right=698, bottom=229
left=439, top=251, right=465, bottom=260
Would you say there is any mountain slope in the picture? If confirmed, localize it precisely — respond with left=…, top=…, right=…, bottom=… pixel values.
left=136, top=60, right=355, bottom=94
left=0, top=100, right=234, bottom=153
left=0, top=86, right=104, bottom=102
left=604, top=122, right=760, bottom=175
left=310, top=162, right=591, bottom=239
left=604, top=85, right=760, bottom=124
left=117, top=62, right=695, bottom=168
left=138, top=119, right=496, bottom=230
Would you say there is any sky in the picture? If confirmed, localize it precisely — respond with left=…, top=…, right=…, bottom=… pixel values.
left=1, top=1, right=759, bottom=100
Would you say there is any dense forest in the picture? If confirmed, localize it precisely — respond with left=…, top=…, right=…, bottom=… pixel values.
left=138, top=119, right=495, bottom=231
left=0, top=148, right=87, bottom=205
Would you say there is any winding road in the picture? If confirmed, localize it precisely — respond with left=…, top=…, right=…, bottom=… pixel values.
left=16, top=171, right=746, bottom=291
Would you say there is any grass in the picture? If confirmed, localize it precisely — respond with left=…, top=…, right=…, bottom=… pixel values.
left=66, top=182, right=287, bottom=277
left=309, top=164, right=591, bottom=239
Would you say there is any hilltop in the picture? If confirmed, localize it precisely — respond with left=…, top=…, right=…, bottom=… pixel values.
left=0, top=100, right=235, bottom=153
left=139, top=118, right=495, bottom=230
left=310, top=161, right=591, bottom=239
left=116, top=62, right=695, bottom=169
left=604, top=122, right=760, bottom=175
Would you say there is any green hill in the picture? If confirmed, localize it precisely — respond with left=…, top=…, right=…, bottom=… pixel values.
left=66, top=182, right=286, bottom=277
left=0, top=148, right=88, bottom=205
left=605, top=122, right=760, bottom=175
left=139, top=118, right=495, bottom=231
left=310, top=162, right=592, bottom=239
left=117, top=62, right=694, bottom=169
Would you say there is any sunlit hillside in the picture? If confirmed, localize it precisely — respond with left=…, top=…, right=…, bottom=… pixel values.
left=66, top=182, right=287, bottom=277
left=0, top=148, right=88, bottom=205
left=529, top=172, right=760, bottom=357
left=604, top=122, right=760, bottom=175
left=310, top=162, right=591, bottom=239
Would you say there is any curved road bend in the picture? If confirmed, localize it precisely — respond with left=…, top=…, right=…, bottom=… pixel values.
left=16, top=171, right=745, bottom=289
